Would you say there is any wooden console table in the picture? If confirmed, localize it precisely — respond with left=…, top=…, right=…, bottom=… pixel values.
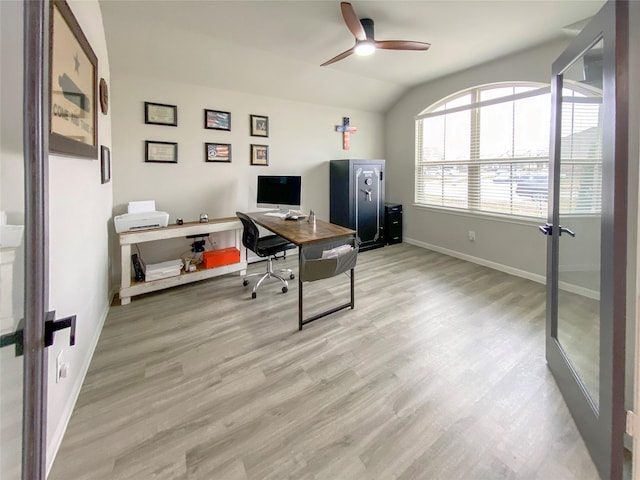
left=119, top=217, right=247, bottom=305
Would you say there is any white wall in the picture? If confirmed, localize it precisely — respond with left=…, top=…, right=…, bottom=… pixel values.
left=384, top=39, right=571, bottom=279
left=45, top=0, right=113, bottom=474
left=0, top=0, right=112, bottom=475
left=0, top=1, right=26, bottom=477
left=109, top=73, right=384, bottom=283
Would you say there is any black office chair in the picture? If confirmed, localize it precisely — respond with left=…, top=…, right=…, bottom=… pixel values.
left=236, top=212, right=296, bottom=298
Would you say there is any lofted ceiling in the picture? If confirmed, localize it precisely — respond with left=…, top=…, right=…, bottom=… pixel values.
left=99, top=0, right=604, bottom=113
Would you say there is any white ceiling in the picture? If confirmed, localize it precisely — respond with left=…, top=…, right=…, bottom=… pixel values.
left=99, top=0, right=604, bottom=113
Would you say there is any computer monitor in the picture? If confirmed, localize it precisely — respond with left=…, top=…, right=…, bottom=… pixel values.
left=256, top=175, right=301, bottom=211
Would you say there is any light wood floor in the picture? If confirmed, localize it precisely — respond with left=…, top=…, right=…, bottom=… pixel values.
left=49, top=243, right=601, bottom=480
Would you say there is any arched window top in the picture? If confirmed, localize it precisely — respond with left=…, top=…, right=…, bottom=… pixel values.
left=418, top=81, right=549, bottom=117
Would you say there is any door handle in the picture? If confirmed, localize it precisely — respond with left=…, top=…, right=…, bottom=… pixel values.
left=538, top=223, right=553, bottom=235
left=44, top=310, right=76, bottom=348
left=559, top=226, right=576, bottom=237
left=360, top=188, right=372, bottom=201
left=538, top=223, right=576, bottom=237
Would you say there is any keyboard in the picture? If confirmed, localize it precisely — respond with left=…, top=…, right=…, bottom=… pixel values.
left=264, top=212, right=287, bottom=218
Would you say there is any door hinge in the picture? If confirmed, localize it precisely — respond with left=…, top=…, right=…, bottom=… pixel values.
left=626, top=410, right=637, bottom=436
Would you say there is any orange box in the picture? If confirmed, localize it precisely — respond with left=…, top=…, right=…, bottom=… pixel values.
left=202, top=247, right=240, bottom=269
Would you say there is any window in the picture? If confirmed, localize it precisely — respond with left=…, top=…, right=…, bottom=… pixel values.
left=415, top=82, right=602, bottom=219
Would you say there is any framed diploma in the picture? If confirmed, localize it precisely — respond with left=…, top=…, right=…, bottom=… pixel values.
left=49, top=0, right=98, bottom=159
left=144, top=102, right=178, bottom=126
left=145, top=141, right=178, bottom=163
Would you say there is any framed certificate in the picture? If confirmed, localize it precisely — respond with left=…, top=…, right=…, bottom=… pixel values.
left=144, top=102, right=178, bottom=126
left=145, top=141, right=178, bottom=163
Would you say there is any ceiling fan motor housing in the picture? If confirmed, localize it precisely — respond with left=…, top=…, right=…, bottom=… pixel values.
left=360, top=18, right=374, bottom=40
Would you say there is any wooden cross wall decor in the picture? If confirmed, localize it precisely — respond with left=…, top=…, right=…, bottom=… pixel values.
left=335, top=117, right=357, bottom=150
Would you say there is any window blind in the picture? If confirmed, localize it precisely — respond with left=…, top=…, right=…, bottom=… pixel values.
left=415, top=83, right=602, bottom=219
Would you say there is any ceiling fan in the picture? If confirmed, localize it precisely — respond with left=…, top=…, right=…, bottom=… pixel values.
left=321, top=1, right=431, bottom=66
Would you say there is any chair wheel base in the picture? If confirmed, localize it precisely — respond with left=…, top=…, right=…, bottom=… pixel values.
left=289, top=273, right=295, bottom=280
left=251, top=292, right=257, bottom=299
left=282, top=286, right=288, bottom=294
left=243, top=280, right=249, bottom=287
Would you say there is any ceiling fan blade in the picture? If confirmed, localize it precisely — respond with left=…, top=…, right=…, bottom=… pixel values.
left=340, top=2, right=366, bottom=41
left=374, top=40, right=431, bottom=51
left=320, top=47, right=355, bottom=66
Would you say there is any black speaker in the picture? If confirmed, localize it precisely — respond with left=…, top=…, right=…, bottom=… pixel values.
left=131, top=254, right=145, bottom=282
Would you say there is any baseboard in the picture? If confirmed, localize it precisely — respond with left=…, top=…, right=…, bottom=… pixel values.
left=404, top=237, right=546, bottom=284
left=403, top=237, right=599, bottom=300
left=46, top=299, right=109, bottom=476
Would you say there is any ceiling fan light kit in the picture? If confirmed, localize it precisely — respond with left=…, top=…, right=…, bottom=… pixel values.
left=321, top=1, right=431, bottom=66
left=355, top=41, right=375, bottom=56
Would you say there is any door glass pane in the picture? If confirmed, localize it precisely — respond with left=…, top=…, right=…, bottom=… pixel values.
left=557, top=39, right=604, bottom=407
left=0, top=1, right=25, bottom=477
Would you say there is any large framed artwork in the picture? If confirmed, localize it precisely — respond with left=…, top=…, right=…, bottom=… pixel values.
left=49, top=0, right=98, bottom=159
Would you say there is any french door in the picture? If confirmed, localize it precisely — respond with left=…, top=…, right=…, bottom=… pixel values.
left=544, top=1, right=629, bottom=479
left=0, top=1, right=51, bottom=479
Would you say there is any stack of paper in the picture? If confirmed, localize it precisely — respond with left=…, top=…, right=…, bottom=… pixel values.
left=321, top=244, right=353, bottom=259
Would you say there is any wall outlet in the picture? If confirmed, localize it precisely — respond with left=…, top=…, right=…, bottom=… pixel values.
left=56, top=351, right=63, bottom=383
left=468, top=230, right=476, bottom=242
left=56, top=351, right=69, bottom=383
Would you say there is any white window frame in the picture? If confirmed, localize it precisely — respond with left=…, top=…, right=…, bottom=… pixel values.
left=414, top=82, right=551, bottom=222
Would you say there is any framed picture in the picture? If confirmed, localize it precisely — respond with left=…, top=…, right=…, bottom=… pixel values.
left=49, top=0, right=98, bottom=159
left=145, top=141, right=178, bottom=163
left=204, top=109, right=231, bottom=131
left=144, top=102, right=177, bottom=126
left=250, top=144, right=269, bottom=166
left=250, top=114, right=269, bottom=137
left=100, top=145, right=111, bottom=184
left=205, top=143, right=231, bottom=163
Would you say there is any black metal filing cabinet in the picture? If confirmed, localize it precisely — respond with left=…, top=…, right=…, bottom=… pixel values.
left=385, top=203, right=402, bottom=244
left=330, top=159, right=385, bottom=251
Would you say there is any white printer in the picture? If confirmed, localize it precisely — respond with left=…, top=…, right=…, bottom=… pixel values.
left=114, top=201, right=169, bottom=233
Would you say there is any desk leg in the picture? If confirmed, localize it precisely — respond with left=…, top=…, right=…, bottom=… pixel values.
left=236, top=228, right=247, bottom=276
left=350, top=268, right=355, bottom=309
left=298, top=251, right=303, bottom=331
left=120, top=244, right=131, bottom=305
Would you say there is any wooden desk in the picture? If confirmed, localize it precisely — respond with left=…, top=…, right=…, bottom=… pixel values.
left=250, top=213, right=356, bottom=329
